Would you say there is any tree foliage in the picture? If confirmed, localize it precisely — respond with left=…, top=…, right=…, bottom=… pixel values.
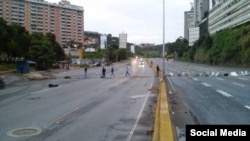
left=46, top=33, right=66, bottom=61
left=0, top=17, right=65, bottom=70
left=7, top=24, right=31, bottom=60
left=0, top=21, right=30, bottom=61
left=29, top=33, right=56, bottom=70
left=0, top=18, right=9, bottom=60
left=183, top=23, right=250, bottom=66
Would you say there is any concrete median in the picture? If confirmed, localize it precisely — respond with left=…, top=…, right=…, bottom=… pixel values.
left=147, top=59, right=176, bottom=141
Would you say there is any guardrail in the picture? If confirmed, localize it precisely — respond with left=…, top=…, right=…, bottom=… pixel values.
left=147, top=59, right=176, bottom=141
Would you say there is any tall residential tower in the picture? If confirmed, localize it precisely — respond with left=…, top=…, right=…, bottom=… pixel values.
left=194, top=0, right=210, bottom=26
left=0, top=0, right=84, bottom=46
left=209, top=0, right=250, bottom=34
left=184, top=6, right=194, bottom=40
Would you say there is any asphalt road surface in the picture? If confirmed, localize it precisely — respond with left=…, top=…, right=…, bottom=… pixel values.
left=0, top=59, right=158, bottom=141
left=151, top=58, right=250, bottom=141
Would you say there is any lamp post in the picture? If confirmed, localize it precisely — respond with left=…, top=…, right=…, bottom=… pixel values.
left=162, top=0, right=166, bottom=77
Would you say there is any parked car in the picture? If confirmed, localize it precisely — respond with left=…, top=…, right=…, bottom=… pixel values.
left=0, top=74, right=5, bottom=89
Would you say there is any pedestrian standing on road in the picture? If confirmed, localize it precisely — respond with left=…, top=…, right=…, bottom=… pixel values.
left=84, top=66, right=88, bottom=78
left=125, top=65, right=130, bottom=77
left=110, top=66, right=114, bottom=78
left=156, top=65, right=160, bottom=77
left=102, top=67, right=106, bottom=78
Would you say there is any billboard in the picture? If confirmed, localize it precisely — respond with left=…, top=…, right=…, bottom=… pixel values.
left=131, top=45, right=135, bottom=53
left=100, top=35, right=107, bottom=49
left=119, top=33, right=127, bottom=49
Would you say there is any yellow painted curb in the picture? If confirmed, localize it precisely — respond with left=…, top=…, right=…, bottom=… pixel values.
left=147, top=59, right=176, bottom=141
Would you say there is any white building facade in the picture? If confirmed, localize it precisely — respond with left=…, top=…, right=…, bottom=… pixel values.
left=194, top=0, right=210, bottom=26
left=184, top=9, right=195, bottom=40
left=189, top=27, right=200, bottom=46
left=209, top=0, right=250, bottom=34
left=184, top=0, right=209, bottom=46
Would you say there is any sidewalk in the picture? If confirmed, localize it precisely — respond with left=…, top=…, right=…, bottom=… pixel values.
left=22, top=66, right=82, bottom=80
left=22, top=72, right=46, bottom=80
left=0, top=72, right=23, bottom=85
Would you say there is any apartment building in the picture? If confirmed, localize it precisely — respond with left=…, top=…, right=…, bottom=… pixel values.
left=209, top=0, right=250, bottom=34
left=184, top=8, right=195, bottom=40
left=0, top=0, right=84, bottom=46
left=194, top=0, right=210, bottom=26
left=184, top=0, right=209, bottom=46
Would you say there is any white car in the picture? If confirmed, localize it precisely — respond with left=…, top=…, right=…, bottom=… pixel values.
left=139, top=61, right=144, bottom=66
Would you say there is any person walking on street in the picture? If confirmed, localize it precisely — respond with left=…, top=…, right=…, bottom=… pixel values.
left=110, top=66, right=115, bottom=78
left=84, top=67, right=88, bottom=78
left=125, top=65, right=130, bottom=77
left=102, top=67, right=106, bottom=78
left=156, top=65, right=160, bottom=77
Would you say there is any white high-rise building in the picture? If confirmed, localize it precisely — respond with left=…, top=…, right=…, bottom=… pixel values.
left=209, top=0, right=250, bottom=34
left=184, top=0, right=209, bottom=46
left=194, top=0, right=210, bottom=26
left=119, top=32, right=127, bottom=49
left=184, top=7, right=195, bottom=40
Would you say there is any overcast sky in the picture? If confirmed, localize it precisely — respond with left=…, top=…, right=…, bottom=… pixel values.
left=49, top=0, right=193, bottom=45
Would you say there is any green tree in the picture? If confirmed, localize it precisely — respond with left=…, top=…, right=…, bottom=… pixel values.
left=29, top=33, right=56, bottom=70
left=0, top=19, right=30, bottom=61
left=46, top=32, right=65, bottom=61
left=7, top=24, right=30, bottom=61
left=0, top=18, right=9, bottom=61
left=115, top=48, right=132, bottom=61
left=175, top=38, right=188, bottom=58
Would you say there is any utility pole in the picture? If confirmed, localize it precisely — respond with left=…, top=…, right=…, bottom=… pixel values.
left=162, top=0, right=165, bottom=77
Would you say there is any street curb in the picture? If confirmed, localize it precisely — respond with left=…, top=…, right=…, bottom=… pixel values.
left=147, top=59, right=176, bottom=141
left=22, top=72, right=46, bottom=80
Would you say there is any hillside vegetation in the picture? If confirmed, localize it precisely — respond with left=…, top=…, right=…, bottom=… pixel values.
left=183, top=23, right=250, bottom=67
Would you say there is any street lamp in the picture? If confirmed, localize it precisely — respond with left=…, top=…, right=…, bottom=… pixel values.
left=162, top=0, right=166, bottom=77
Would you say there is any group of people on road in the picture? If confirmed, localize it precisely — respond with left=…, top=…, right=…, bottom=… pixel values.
left=83, top=64, right=131, bottom=79
left=101, top=66, right=113, bottom=78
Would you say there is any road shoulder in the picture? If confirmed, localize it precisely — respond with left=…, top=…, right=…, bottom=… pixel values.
left=165, top=77, right=199, bottom=141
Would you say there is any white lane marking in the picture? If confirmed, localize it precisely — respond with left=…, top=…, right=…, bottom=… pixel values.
left=31, top=86, right=62, bottom=94
left=233, top=82, right=245, bottom=87
left=130, top=95, right=154, bottom=99
left=126, top=84, right=152, bottom=141
left=166, top=77, right=176, bottom=92
left=192, top=78, right=199, bottom=81
left=216, top=90, right=233, bottom=97
left=55, top=107, right=80, bottom=124
left=216, top=78, right=224, bottom=81
left=31, top=89, right=49, bottom=94
left=244, top=105, right=250, bottom=110
left=239, top=77, right=248, bottom=81
left=201, top=83, right=211, bottom=87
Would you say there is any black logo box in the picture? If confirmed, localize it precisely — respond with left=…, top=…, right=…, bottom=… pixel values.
left=186, top=125, right=250, bottom=141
